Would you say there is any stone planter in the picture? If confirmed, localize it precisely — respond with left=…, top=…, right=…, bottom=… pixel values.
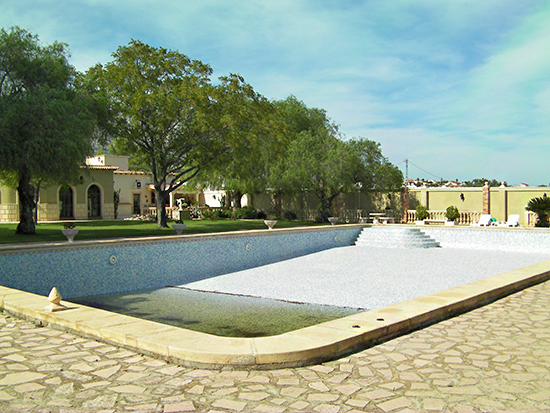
left=172, top=224, right=187, bottom=235
left=264, top=220, right=277, bottom=230
left=415, top=220, right=426, bottom=225
left=61, top=228, right=79, bottom=243
left=328, top=217, right=339, bottom=225
left=445, top=221, right=457, bottom=226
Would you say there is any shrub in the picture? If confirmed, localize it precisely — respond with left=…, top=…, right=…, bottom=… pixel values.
left=445, top=205, right=460, bottom=221
left=415, top=205, right=429, bottom=221
left=257, top=210, right=267, bottom=220
left=526, top=196, right=550, bottom=227
left=234, top=206, right=258, bottom=219
left=201, top=208, right=231, bottom=219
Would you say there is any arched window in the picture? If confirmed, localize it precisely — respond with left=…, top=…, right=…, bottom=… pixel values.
left=59, top=186, right=74, bottom=219
left=88, top=185, right=101, bottom=218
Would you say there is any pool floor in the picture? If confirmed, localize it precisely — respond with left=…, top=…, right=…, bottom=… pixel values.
left=185, top=245, right=550, bottom=309
left=71, top=287, right=363, bottom=337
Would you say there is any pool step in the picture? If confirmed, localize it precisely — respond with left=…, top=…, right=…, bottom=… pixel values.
left=355, top=227, right=440, bottom=248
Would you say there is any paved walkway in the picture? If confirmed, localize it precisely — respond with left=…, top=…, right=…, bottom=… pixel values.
left=1, top=280, right=550, bottom=413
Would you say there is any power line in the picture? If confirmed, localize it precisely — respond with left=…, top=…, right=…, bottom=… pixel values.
left=397, top=159, right=443, bottom=181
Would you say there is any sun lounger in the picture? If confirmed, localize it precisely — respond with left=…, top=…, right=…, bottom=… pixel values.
left=471, top=214, right=492, bottom=227
left=498, top=214, right=520, bottom=227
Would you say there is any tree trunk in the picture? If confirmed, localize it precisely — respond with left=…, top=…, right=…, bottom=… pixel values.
left=155, top=189, right=169, bottom=228
left=33, top=181, right=41, bottom=224
left=274, top=191, right=282, bottom=218
left=317, top=192, right=338, bottom=223
left=16, top=168, right=36, bottom=235
left=232, top=190, right=243, bottom=211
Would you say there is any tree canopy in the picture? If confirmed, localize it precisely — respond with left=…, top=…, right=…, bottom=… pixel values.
left=88, top=40, right=267, bottom=227
left=268, top=97, right=403, bottom=221
left=0, top=27, right=103, bottom=234
left=462, top=178, right=507, bottom=187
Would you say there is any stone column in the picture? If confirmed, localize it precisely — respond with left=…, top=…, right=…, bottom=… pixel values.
left=483, top=182, right=490, bottom=214
left=401, top=187, right=409, bottom=223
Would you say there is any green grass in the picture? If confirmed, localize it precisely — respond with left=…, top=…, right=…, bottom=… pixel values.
left=0, top=219, right=326, bottom=245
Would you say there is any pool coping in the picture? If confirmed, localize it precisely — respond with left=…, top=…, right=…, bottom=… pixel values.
left=2, top=228, right=550, bottom=369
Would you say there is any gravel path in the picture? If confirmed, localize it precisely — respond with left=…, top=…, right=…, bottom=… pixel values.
left=184, top=246, right=550, bottom=309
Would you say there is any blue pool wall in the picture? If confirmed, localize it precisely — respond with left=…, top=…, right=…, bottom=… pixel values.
left=0, top=226, right=364, bottom=299
left=419, top=227, right=550, bottom=253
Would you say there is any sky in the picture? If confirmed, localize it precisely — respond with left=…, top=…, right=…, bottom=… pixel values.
left=2, top=0, right=550, bottom=186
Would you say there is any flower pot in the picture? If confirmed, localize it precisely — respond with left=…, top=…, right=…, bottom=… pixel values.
left=328, top=217, right=339, bottom=225
left=172, top=224, right=187, bottom=235
left=264, top=220, right=277, bottom=230
left=61, top=228, right=79, bottom=242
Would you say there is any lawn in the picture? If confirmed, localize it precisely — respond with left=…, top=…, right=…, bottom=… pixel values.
left=0, top=219, right=325, bottom=245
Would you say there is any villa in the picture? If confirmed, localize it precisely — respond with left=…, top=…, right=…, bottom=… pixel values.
left=0, top=154, right=226, bottom=223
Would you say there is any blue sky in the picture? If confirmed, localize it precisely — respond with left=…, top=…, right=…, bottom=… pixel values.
left=3, top=0, right=550, bottom=185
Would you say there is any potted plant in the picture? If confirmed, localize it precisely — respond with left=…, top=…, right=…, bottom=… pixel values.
left=526, top=196, right=550, bottom=227
left=172, top=219, right=187, bottom=235
left=415, top=205, right=429, bottom=225
left=264, top=215, right=277, bottom=230
left=61, top=222, right=79, bottom=242
left=445, top=205, right=460, bottom=225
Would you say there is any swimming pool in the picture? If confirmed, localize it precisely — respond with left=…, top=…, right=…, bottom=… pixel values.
left=0, top=225, right=363, bottom=298
left=2, top=225, right=550, bottom=368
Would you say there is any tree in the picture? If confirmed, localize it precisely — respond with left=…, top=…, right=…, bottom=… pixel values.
left=276, top=130, right=354, bottom=221
left=199, top=96, right=286, bottom=211
left=463, top=178, right=506, bottom=187
left=526, top=196, right=550, bottom=227
left=0, top=27, right=103, bottom=234
left=88, top=40, right=265, bottom=227
left=346, top=138, right=403, bottom=192
left=268, top=97, right=403, bottom=222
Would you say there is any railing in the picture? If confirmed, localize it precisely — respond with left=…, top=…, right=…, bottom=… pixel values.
left=406, top=210, right=482, bottom=225
left=142, top=206, right=179, bottom=219
left=296, top=209, right=381, bottom=223
left=407, top=210, right=540, bottom=226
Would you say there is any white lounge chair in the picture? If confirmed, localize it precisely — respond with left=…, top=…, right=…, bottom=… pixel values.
left=499, top=214, right=520, bottom=227
left=471, top=214, right=492, bottom=227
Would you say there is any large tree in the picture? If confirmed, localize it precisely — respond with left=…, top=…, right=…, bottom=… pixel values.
left=0, top=27, right=102, bottom=234
left=88, top=40, right=265, bottom=227
left=198, top=96, right=286, bottom=210
left=275, top=130, right=354, bottom=221
left=346, top=138, right=403, bottom=192
left=269, top=97, right=403, bottom=221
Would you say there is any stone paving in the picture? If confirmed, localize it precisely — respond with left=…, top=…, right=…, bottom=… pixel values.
left=1, top=280, right=550, bottom=413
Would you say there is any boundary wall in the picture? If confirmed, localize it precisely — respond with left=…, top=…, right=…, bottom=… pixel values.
left=408, top=185, right=550, bottom=226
